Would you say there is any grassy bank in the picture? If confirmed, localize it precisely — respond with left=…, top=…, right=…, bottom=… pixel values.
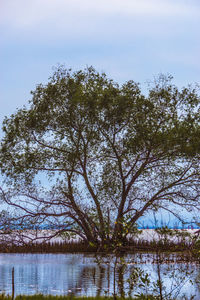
left=0, top=240, right=96, bottom=253
left=0, top=295, right=160, bottom=300
left=0, top=239, right=198, bottom=254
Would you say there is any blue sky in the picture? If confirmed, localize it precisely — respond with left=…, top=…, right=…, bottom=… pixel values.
left=1, top=0, right=200, bottom=129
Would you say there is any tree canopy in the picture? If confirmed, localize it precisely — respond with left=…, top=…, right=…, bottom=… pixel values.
left=0, top=67, right=200, bottom=248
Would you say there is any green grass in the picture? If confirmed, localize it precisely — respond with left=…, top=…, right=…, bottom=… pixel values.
left=0, top=295, right=160, bottom=300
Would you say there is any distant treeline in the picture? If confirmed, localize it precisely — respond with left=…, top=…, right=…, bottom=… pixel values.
left=1, top=224, right=199, bottom=230
left=138, top=224, right=200, bottom=229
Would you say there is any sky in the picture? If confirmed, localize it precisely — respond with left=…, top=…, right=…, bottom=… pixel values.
left=0, top=0, right=200, bottom=225
left=0, top=0, right=200, bottom=128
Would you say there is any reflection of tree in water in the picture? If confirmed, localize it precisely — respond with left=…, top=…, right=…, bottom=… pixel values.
left=107, top=254, right=199, bottom=298
left=64, top=254, right=200, bottom=299
left=68, top=265, right=106, bottom=296
left=71, top=261, right=111, bottom=296
left=148, top=253, right=195, bottom=300
left=96, top=266, right=105, bottom=297
left=69, top=266, right=97, bottom=294
left=195, top=269, right=200, bottom=295
left=117, top=263, right=125, bottom=298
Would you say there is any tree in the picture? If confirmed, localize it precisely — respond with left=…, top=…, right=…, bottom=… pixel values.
left=0, top=66, right=200, bottom=249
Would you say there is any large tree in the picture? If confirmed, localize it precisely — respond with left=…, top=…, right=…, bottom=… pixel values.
left=0, top=67, right=200, bottom=248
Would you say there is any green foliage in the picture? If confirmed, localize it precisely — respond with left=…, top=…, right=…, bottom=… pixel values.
left=0, top=66, right=200, bottom=248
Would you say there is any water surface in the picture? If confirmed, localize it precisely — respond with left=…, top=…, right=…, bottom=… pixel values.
left=0, top=253, right=199, bottom=299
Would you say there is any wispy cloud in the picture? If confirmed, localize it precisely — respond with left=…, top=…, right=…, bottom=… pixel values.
left=1, top=0, right=199, bottom=37
left=0, top=0, right=199, bottom=115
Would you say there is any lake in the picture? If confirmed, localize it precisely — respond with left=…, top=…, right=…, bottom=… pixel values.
left=0, top=253, right=199, bottom=299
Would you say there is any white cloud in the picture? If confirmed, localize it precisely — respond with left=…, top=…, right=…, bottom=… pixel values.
left=1, top=0, right=199, bottom=32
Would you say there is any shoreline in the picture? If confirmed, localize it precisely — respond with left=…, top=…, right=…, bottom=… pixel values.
left=0, top=229, right=199, bottom=258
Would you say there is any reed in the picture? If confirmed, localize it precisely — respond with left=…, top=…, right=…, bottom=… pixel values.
left=0, top=240, right=196, bottom=253
left=0, top=239, right=196, bottom=254
left=0, top=240, right=97, bottom=254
